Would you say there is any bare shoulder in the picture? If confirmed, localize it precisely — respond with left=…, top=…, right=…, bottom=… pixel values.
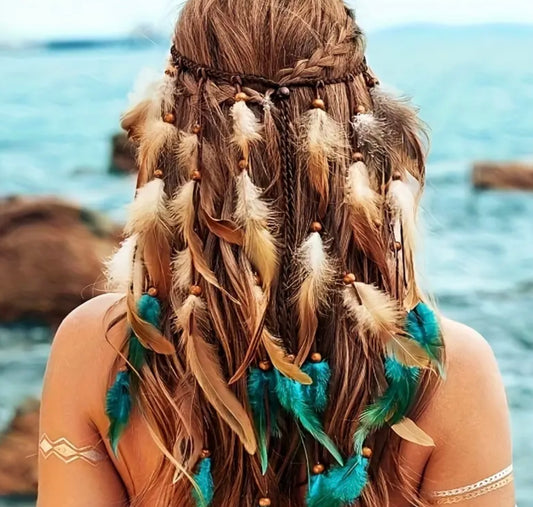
left=43, top=293, right=127, bottom=417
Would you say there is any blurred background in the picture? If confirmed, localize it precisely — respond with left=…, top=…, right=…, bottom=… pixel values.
left=0, top=0, right=532, bottom=505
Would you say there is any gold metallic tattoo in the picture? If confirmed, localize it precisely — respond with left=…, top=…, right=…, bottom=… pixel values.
left=431, top=465, right=514, bottom=504
left=39, top=434, right=106, bottom=466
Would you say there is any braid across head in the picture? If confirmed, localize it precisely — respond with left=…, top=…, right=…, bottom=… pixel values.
left=105, top=1, right=443, bottom=505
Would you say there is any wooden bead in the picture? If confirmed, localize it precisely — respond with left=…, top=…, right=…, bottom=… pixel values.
left=312, top=463, right=325, bottom=475
left=192, top=123, right=201, bottom=134
left=238, top=159, right=248, bottom=170
left=362, top=447, right=373, bottom=458
left=235, top=92, right=249, bottom=102
left=190, top=285, right=202, bottom=296
left=310, top=352, right=322, bottom=363
left=352, top=152, right=364, bottom=162
left=312, top=98, right=325, bottom=110
left=258, top=499, right=271, bottom=507
left=147, top=287, right=158, bottom=297
left=278, top=86, right=291, bottom=98
left=201, top=449, right=211, bottom=459
left=343, top=273, right=356, bottom=285
left=392, top=241, right=402, bottom=252
left=286, top=354, right=295, bottom=363
left=259, top=360, right=272, bottom=372
left=163, top=112, right=176, bottom=124
left=154, top=169, right=164, bottom=179
left=310, top=221, right=322, bottom=233
left=191, top=170, right=202, bottom=182
left=356, top=105, right=366, bottom=114
left=392, top=172, right=402, bottom=181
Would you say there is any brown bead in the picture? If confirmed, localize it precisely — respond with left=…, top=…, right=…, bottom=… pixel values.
left=343, top=273, right=356, bottom=285
left=310, top=352, right=322, bottom=363
left=362, top=447, right=373, bottom=459
left=392, top=241, right=402, bottom=252
left=238, top=159, right=248, bottom=170
left=192, top=123, right=201, bottom=134
left=310, top=221, right=322, bottom=233
left=278, top=86, right=291, bottom=98
left=286, top=354, right=295, bottom=363
left=163, top=112, right=176, bottom=124
left=356, top=105, right=366, bottom=115
left=147, top=287, right=158, bottom=297
left=235, top=92, right=249, bottom=102
left=154, top=169, right=164, bottom=179
left=191, top=170, right=202, bottom=182
left=259, top=360, right=272, bottom=372
left=312, top=463, right=325, bottom=475
left=259, top=499, right=271, bottom=507
left=392, top=171, right=402, bottom=181
left=312, top=98, right=326, bottom=110
left=201, top=449, right=211, bottom=459
left=190, top=285, right=202, bottom=297
left=352, top=152, right=364, bottom=162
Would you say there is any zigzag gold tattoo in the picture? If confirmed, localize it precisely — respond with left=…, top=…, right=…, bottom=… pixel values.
left=39, top=434, right=106, bottom=466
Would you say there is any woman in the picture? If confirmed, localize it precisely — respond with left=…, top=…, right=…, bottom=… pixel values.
left=37, top=0, right=514, bottom=505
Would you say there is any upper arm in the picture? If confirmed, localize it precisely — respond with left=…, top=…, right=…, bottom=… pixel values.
left=419, top=319, right=514, bottom=506
left=38, top=294, right=128, bottom=507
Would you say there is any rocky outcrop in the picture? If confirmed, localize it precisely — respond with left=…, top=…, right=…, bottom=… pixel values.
left=0, top=196, right=121, bottom=325
left=109, top=132, right=137, bottom=174
left=0, top=399, right=39, bottom=496
left=472, top=161, right=533, bottom=190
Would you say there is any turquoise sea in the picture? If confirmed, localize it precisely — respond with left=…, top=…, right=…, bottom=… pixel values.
left=1, top=24, right=532, bottom=505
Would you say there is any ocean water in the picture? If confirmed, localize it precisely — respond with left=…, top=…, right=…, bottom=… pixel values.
left=1, top=24, right=532, bottom=505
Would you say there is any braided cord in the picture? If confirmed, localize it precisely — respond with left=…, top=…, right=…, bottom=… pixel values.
left=171, top=46, right=368, bottom=90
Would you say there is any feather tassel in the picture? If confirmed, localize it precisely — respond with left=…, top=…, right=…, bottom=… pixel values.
left=295, top=232, right=335, bottom=365
left=274, top=371, right=343, bottom=466
left=231, top=99, right=262, bottom=161
left=192, top=457, right=214, bottom=507
left=177, top=294, right=257, bottom=455
left=234, top=170, right=278, bottom=289
left=301, top=108, right=346, bottom=217
left=302, top=360, right=331, bottom=413
left=105, top=234, right=137, bottom=292
left=105, top=371, right=132, bottom=455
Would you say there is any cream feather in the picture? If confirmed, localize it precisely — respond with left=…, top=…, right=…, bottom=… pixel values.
left=171, top=249, right=193, bottom=293
left=234, top=170, right=278, bottom=289
left=177, top=132, right=199, bottom=177
left=125, top=178, right=169, bottom=236
left=391, top=417, right=434, bottom=447
left=231, top=100, right=262, bottom=159
left=105, top=234, right=137, bottom=292
left=295, top=232, right=335, bottom=364
left=301, top=108, right=346, bottom=216
left=177, top=294, right=257, bottom=455
left=345, top=161, right=382, bottom=225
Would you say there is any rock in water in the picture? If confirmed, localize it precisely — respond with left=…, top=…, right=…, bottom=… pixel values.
left=472, top=161, right=533, bottom=191
left=109, top=132, right=137, bottom=174
left=0, top=399, right=39, bottom=496
left=0, top=196, right=121, bottom=325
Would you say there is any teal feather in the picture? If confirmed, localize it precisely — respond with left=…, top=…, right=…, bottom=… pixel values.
left=105, top=370, right=132, bottom=455
left=307, top=456, right=369, bottom=507
left=274, top=371, right=343, bottom=466
left=137, top=294, right=162, bottom=326
left=302, top=361, right=331, bottom=413
left=248, top=368, right=271, bottom=475
left=192, top=457, right=214, bottom=507
left=406, top=303, right=445, bottom=376
left=360, top=357, right=419, bottom=429
left=128, top=335, right=145, bottom=371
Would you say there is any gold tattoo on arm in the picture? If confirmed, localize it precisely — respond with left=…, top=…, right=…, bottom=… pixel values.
left=431, top=465, right=514, bottom=504
left=39, top=434, right=107, bottom=466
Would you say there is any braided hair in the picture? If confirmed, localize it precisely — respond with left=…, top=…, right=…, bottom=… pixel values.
left=105, top=1, right=443, bottom=505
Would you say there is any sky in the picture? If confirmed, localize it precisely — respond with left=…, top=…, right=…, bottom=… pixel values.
left=1, top=0, right=533, bottom=42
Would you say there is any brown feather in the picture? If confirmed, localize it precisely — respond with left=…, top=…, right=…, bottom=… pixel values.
left=386, top=335, right=430, bottom=369
left=391, top=417, right=434, bottom=447
left=202, top=210, right=244, bottom=246
left=143, top=228, right=172, bottom=299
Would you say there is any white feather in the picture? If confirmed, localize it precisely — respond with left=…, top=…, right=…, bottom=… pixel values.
left=298, top=232, right=335, bottom=300
left=171, top=249, right=193, bottom=293
left=168, top=180, right=196, bottom=236
left=175, top=294, right=206, bottom=332
left=105, top=234, right=137, bottom=292
left=177, top=132, right=199, bottom=176
left=125, top=178, right=168, bottom=235
left=304, top=108, right=346, bottom=161
left=389, top=179, right=417, bottom=247
left=351, top=113, right=378, bottom=137
left=137, top=118, right=176, bottom=174
left=231, top=100, right=262, bottom=153
left=234, top=170, right=269, bottom=224
left=343, top=282, right=400, bottom=338
left=346, top=161, right=381, bottom=220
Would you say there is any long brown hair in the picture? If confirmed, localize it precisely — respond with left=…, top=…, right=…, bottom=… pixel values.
left=110, top=0, right=440, bottom=505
